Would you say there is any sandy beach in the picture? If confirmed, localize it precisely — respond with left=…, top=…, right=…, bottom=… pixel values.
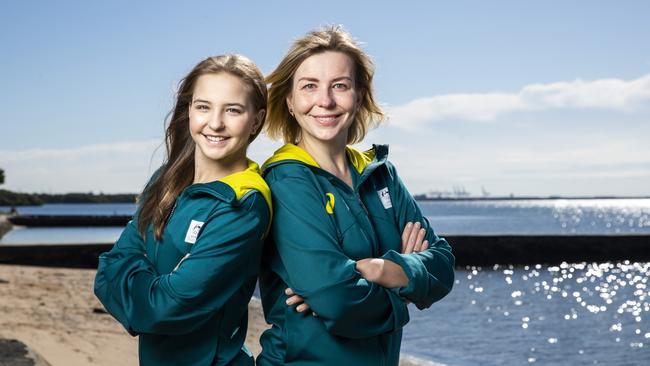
left=0, top=265, right=137, bottom=365
left=0, top=264, right=442, bottom=366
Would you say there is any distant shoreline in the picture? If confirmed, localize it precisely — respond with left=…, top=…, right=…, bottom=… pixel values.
left=414, top=195, right=650, bottom=201
left=0, top=190, right=137, bottom=207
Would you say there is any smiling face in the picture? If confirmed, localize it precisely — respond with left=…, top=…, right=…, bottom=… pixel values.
left=287, top=51, right=359, bottom=148
left=189, top=72, right=262, bottom=174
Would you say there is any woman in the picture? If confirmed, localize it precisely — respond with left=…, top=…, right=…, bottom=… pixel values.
left=94, top=54, right=271, bottom=366
left=257, top=27, right=455, bottom=366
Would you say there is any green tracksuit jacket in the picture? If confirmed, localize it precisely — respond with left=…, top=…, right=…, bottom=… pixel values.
left=94, top=160, right=271, bottom=366
left=257, top=144, right=455, bottom=366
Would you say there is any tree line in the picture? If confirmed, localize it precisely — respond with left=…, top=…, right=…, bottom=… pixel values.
left=0, top=190, right=137, bottom=206
left=0, top=168, right=136, bottom=206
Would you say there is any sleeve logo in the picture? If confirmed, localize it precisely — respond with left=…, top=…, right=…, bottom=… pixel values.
left=184, top=220, right=204, bottom=244
left=377, top=187, right=392, bottom=209
left=325, top=192, right=335, bottom=214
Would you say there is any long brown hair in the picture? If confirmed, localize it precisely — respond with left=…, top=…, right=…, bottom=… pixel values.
left=264, top=25, right=384, bottom=144
left=138, top=54, right=267, bottom=240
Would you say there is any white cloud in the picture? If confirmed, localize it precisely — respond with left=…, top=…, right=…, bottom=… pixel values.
left=0, top=140, right=163, bottom=164
left=387, top=93, right=524, bottom=128
left=521, top=75, right=650, bottom=110
left=0, top=140, right=164, bottom=193
left=360, top=124, right=650, bottom=197
left=387, top=74, right=650, bottom=129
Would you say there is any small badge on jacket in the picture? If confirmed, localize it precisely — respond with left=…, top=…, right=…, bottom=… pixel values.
left=377, top=187, right=392, bottom=209
left=184, top=220, right=204, bottom=244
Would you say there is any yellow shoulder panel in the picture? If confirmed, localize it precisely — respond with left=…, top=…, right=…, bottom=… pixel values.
left=219, top=159, right=272, bottom=216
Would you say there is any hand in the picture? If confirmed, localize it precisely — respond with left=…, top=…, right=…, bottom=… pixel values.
left=401, top=221, right=429, bottom=254
left=285, top=288, right=315, bottom=314
left=356, top=258, right=408, bottom=288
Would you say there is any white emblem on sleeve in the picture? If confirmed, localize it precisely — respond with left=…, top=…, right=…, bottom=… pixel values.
left=377, top=187, right=392, bottom=209
left=184, top=220, right=204, bottom=244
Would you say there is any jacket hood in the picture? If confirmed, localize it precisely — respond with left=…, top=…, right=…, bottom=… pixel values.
left=262, top=143, right=388, bottom=176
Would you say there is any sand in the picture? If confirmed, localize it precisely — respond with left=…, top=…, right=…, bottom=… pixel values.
left=0, top=264, right=442, bottom=366
left=0, top=265, right=137, bottom=365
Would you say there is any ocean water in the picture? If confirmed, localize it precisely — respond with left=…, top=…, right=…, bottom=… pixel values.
left=420, top=198, right=650, bottom=235
left=402, top=262, right=650, bottom=366
left=0, top=203, right=135, bottom=244
left=2, top=198, right=649, bottom=244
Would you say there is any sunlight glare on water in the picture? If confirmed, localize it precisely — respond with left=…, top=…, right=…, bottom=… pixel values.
left=421, top=198, right=650, bottom=235
left=402, top=261, right=650, bottom=366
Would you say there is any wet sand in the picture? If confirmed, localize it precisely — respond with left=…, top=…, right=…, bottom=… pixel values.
left=0, top=265, right=442, bottom=365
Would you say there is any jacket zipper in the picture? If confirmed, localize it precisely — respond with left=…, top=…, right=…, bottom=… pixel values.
left=356, top=192, right=369, bottom=216
left=327, top=172, right=382, bottom=260
left=156, top=198, right=179, bottom=262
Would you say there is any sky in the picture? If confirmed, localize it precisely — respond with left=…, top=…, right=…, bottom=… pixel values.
left=1, top=0, right=649, bottom=197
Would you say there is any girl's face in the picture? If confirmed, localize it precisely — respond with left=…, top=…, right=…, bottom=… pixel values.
left=287, top=51, right=359, bottom=147
left=189, top=73, right=262, bottom=170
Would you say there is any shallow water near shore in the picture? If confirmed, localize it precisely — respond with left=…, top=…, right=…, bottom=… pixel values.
left=402, top=262, right=650, bottom=366
left=0, top=204, right=134, bottom=244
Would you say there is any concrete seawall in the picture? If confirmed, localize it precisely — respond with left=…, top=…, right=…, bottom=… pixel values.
left=449, top=234, right=650, bottom=265
left=7, top=215, right=132, bottom=227
left=0, top=215, right=12, bottom=240
left=1, top=235, right=648, bottom=268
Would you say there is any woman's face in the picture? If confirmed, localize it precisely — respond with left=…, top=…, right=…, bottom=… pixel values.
left=287, top=51, right=359, bottom=147
left=189, top=73, right=261, bottom=169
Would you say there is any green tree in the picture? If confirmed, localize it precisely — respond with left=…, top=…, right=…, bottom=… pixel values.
left=0, top=168, right=4, bottom=185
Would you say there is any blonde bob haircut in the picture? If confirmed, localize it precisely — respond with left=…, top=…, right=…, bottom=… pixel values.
left=265, top=25, right=385, bottom=145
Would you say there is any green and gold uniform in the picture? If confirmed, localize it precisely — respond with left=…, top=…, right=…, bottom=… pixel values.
left=257, top=144, right=454, bottom=366
left=94, top=160, right=271, bottom=366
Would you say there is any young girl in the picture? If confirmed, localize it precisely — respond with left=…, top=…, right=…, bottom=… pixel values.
left=257, top=27, right=455, bottom=365
left=94, top=54, right=270, bottom=366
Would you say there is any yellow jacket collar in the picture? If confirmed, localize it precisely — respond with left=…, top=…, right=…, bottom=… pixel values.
left=262, top=144, right=378, bottom=174
left=345, top=146, right=377, bottom=174
left=219, top=159, right=272, bottom=215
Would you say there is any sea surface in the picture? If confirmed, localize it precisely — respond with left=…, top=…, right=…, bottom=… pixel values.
left=0, top=203, right=136, bottom=245
left=403, top=262, right=650, bottom=366
left=1, top=199, right=649, bottom=365
left=423, top=198, right=650, bottom=236
left=1, top=198, right=649, bottom=244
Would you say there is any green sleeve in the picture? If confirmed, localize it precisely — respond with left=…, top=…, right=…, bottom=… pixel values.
left=269, top=175, right=409, bottom=339
left=94, top=194, right=268, bottom=336
left=94, top=218, right=149, bottom=335
left=380, top=162, right=455, bottom=309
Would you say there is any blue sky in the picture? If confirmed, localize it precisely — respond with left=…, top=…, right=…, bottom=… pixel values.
left=1, top=0, right=649, bottom=196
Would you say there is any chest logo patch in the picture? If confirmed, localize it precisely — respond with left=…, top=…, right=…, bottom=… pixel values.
left=184, top=220, right=204, bottom=244
left=377, top=187, right=392, bottom=209
left=325, top=192, right=335, bottom=214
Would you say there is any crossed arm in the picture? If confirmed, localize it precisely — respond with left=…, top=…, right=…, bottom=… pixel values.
left=284, top=163, right=454, bottom=314
left=286, top=221, right=429, bottom=313
left=94, top=203, right=267, bottom=335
